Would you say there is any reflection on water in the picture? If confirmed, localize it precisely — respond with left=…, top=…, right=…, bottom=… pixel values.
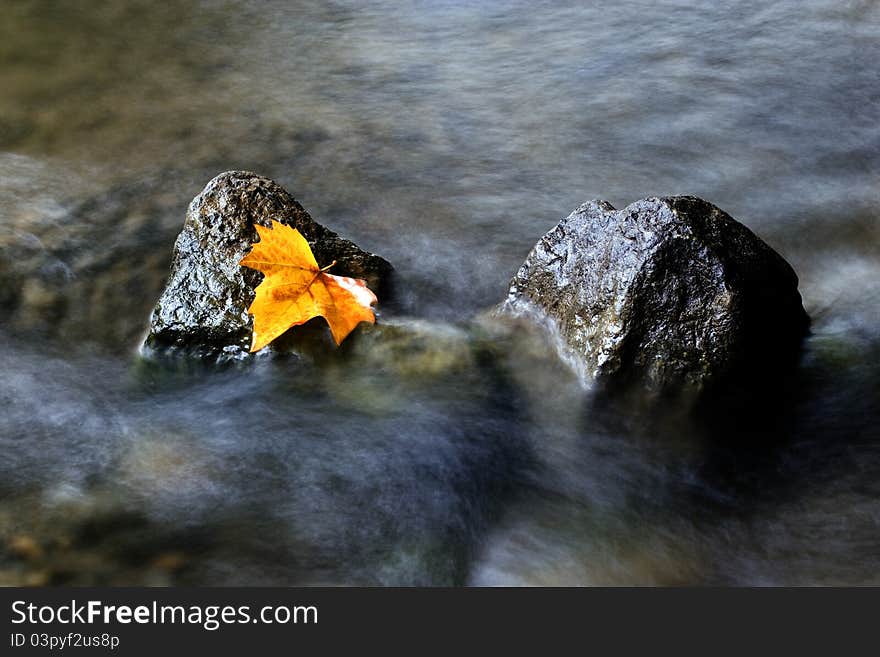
left=1, top=0, right=879, bottom=584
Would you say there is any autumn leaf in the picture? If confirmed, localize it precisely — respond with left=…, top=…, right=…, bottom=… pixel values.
left=240, top=220, right=377, bottom=352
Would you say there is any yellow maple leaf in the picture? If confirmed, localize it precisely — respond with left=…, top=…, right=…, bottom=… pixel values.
left=240, top=220, right=377, bottom=352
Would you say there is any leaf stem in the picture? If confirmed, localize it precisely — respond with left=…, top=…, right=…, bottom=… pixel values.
left=320, top=260, right=337, bottom=272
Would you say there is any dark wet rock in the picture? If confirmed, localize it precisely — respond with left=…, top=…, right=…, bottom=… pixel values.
left=143, top=171, right=393, bottom=358
left=503, top=196, right=809, bottom=390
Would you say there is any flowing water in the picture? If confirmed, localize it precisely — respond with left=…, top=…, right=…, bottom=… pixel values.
left=1, top=0, right=878, bottom=585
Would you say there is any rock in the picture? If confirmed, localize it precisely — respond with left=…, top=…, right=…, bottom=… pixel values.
left=142, top=171, right=393, bottom=358
left=503, top=196, right=809, bottom=389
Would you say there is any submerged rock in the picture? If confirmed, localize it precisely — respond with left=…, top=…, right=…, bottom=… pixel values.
left=503, top=196, right=809, bottom=389
left=341, top=319, right=478, bottom=379
left=142, top=171, right=393, bottom=358
left=0, top=165, right=187, bottom=350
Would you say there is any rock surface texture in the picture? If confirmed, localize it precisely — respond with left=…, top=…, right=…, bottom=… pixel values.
left=504, top=196, right=809, bottom=389
left=143, top=171, right=392, bottom=358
